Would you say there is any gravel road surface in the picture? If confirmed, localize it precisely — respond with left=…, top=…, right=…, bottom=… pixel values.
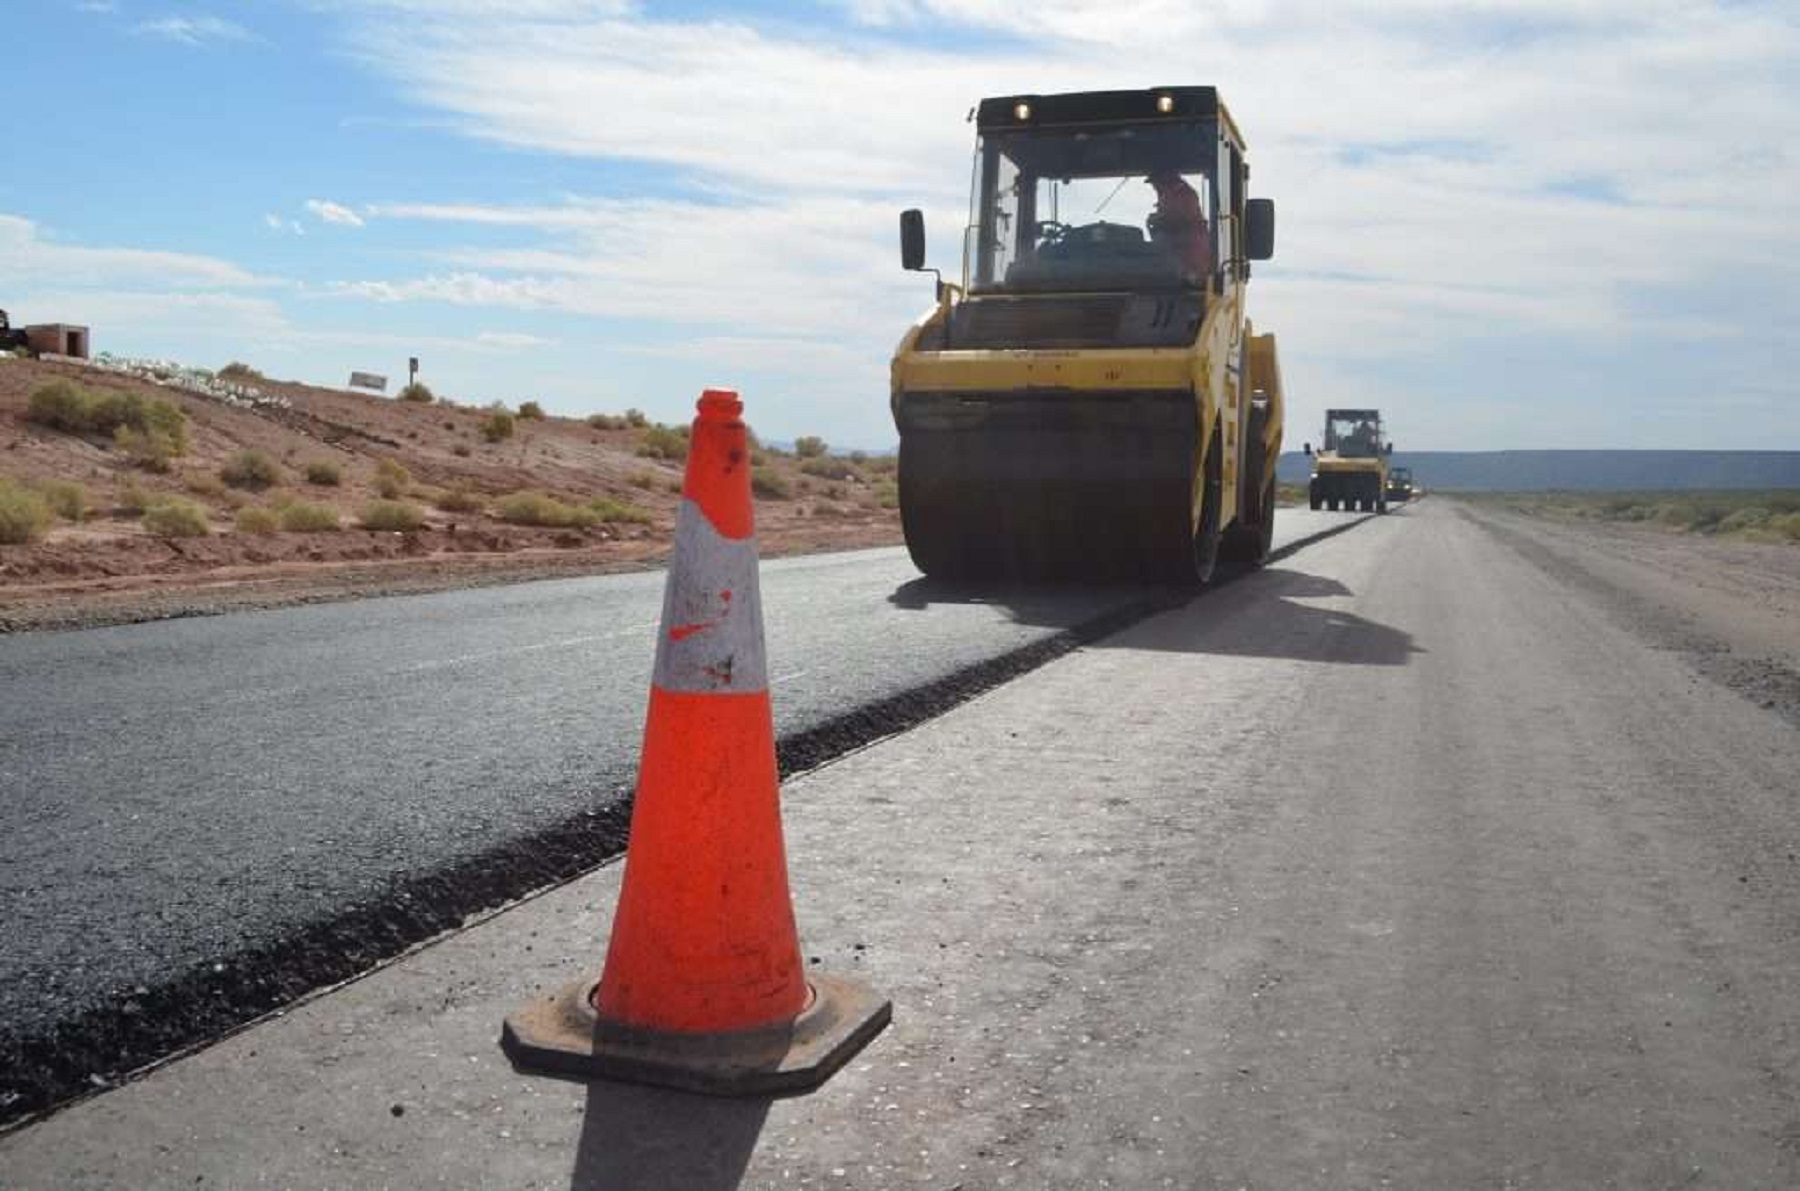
left=4, top=499, right=1795, bottom=1186
left=0, top=510, right=1360, bottom=1122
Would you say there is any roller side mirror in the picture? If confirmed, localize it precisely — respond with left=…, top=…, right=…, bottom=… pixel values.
left=1245, top=199, right=1275, bottom=261
left=900, top=209, right=926, bottom=272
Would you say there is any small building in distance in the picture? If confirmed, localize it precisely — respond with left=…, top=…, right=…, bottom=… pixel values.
left=26, top=324, right=91, bottom=359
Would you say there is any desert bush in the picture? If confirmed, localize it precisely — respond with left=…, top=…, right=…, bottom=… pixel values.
left=86, top=391, right=149, bottom=436
left=279, top=501, right=341, bottom=532
left=0, top=483, right=52, bottom=544
left=218, top=361, right=264, bottom=383
left=495, top=491, right=599, bottom=528
left=221, top=449, right=281, bottom=490
left=800, top=456, right=858, bottom=481
left=751, top=467, right=792, bottom=500
left=587, top=496, right=653, bottom=524
left=625, top=408, right=648, bottom=428
left=26, top=381, right=91, bottom=432
left=793, top=435, right=828, bottom=459
left=399, top=382, right=435, bottom=404
left=627, top=469, right=657, bottom=489
left=588, top=413, right=627, bottom=430
left=116, top=479, right=151, bottom=516
left=304, top=460, right=342, bottom=486
left=481, top=411, right=516, bottom=443
left=518, top=400, right=546, bottom=421
left=142, top=400, right=189, bottom=450
left=435, top=488, right=484, bottom=514
left=359, top=500, right=425, bottom=531
left=235, top=506, right=281, bottom=535
left=28, top=384, right=189, bottom=463
left=112, top=400, right=191, bottom=471
left=636, top=425, right=689, bottom=462
left=184, top=472, right=227, bottom=498
left=374, top=458, right=411, bottom=499
left=142, top=499, right=210, bottom=538
left=37, top=479, right=89, bottom=522
left=1717, top=507, right=1771, bottom=535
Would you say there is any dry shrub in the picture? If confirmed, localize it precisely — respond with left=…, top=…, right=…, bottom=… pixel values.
left=435, top=488, right=484, bottom=514
left=495, top=491, right=597, bottom=528
left=481, top=411, right=516, bottom=443
left=304, top=461, right=342, bottom=486
left=751, top=468, right=792, bottom=500
left=636, top=425, right=688, bottom=462
left=235, top=506, right=281, bottom=535
left=184, top=472, right=226, bottom=498
left=221, top=449, right=281, bottom=490
left=588, top=496, right=653, bottom=524
left=359, top=501, right=425, bottom=531
left=143, top=499, right=210, bottom=537
left=374, top=458, right=411, bottom=499
left=279, top=501, right=341, bottom=532
left=38, top=479, right=89, bottom=522
left=0, top=483, right=52, bottom=544
left=116, top=479, right=152, bottom=516
left=25, top=381, right=90, bottom=432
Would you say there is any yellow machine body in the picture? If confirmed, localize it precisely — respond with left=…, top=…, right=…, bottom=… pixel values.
left=889, top=86, right=1284, bottom=582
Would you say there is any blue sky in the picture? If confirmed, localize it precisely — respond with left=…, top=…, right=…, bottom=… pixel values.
left=2, top=0, right=1796, bottom=450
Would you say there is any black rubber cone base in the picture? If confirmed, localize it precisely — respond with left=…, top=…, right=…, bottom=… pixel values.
left=501, top=974, right=891, bottom=1097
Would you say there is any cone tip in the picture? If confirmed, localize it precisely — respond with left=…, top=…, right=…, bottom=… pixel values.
left=697, top=388, right=743, bottom=423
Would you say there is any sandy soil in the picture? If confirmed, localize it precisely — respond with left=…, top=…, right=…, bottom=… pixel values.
left=0, top=357, right=901, bottom=630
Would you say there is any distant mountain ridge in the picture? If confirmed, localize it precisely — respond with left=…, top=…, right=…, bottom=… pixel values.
left=1276, top=450, right=1800, bottom=492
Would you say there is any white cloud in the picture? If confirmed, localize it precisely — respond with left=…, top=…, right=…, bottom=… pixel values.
left=135, top=15, right=257, bottom=45
left=305, top=199, right=366, bottom=227
left=313, top=0, right=1800, bottom=446
left=0, top=213, right=270, bottom=289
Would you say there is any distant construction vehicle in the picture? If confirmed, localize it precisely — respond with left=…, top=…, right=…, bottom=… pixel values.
left=1305, top=409, right=1391, bottom=513
left=1385, top=466, right=1416, bottom=504
left=891, top=86, right=1282, bottom=584
left=0, top=309, right=31, bottom=356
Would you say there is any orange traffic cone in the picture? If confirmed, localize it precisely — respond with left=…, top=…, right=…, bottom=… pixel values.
left=502, top=388, right=890, bottom=1096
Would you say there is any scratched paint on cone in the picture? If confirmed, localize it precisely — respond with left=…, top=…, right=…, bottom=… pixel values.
left=652, top=499, right=769, bottom=694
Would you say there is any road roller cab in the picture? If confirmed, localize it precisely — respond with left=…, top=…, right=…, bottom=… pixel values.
left=892, top=86, right=1283, bottom=584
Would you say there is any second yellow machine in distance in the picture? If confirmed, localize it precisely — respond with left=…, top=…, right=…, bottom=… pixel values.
left=892, top=86, right=1282, bottom=584
left=1304, top=408, right=1392, bottom=513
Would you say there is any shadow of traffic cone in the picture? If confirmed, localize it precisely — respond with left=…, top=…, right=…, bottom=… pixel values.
left=502, top=388, right=891, bottom=1096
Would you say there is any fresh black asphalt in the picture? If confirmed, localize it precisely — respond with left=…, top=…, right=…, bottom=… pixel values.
left=0, top=513, right=1360, bottom=1121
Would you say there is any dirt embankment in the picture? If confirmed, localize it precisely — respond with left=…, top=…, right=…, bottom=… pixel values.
left=0, top=357, right=901, bottom=630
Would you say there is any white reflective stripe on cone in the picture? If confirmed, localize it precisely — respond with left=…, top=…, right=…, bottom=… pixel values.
left=651, top=499, right=769, bottom=694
